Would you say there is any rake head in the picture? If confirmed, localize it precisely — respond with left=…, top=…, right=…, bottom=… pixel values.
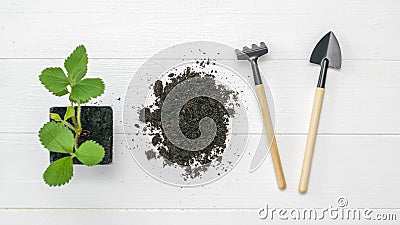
left=235, top=42, right=268, bottom=60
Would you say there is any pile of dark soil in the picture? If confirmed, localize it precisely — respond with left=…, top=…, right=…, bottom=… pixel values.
left=139, top=61, right=238, bottom=170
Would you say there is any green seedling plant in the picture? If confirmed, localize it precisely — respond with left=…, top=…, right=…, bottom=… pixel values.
left=38, top=45, right=105, bottom=186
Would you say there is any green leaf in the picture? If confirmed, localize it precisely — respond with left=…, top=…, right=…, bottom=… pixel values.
left=70, top=78, right=105, bottom=103
left=75, top=141, right=105, bottom=166
left=39, top=122, right=74, bottom=153
left=55, top=89, right=69, bottom=96
left=39, top=67, right=69, bottom=96
left=43, top=156, right=73, bottom=187
left=50, top=113, right=62, bottom=122
left=64, top=106, right=75, bottom=120
left=64, top=45, right=88, bottom=83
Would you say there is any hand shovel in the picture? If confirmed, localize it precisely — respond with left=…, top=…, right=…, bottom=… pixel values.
left=299, top=32, right=342, bottom=193
left=236, top=43, right=286, bottom=190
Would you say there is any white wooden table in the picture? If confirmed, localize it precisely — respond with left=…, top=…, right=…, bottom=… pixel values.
left=1, top=0, right=399, bottom=224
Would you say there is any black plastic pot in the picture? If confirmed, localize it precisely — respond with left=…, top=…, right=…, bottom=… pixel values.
left=49, top=106, right=113, bottom=165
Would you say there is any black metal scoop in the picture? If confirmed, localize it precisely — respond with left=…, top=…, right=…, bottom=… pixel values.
left=310, top=31, right=342, bottom=88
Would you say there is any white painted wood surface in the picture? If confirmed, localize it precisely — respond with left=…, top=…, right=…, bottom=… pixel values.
left=1, top=0, right=400, bottom=224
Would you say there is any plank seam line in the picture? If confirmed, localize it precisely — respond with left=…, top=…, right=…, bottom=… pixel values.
left=1, top=132, right=400, bottom=136
left=0, top=207, right=399, bottom=211
left=1, top=58, right=400, bottom=62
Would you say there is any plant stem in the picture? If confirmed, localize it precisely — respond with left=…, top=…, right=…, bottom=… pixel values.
left=70, top=102, right=78, bottom=127
left=77, top=102, right=82, bottom=130
left=61, top=120, right=76, bottom=132
left=74, top=133, right=79, bottom=151
left=67, top=101, right=83, bottom=152
left=74, top=102, right=82, bottom=151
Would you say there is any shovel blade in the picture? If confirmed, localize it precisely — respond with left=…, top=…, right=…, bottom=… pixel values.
left=310, top=31, right=342, bottom=69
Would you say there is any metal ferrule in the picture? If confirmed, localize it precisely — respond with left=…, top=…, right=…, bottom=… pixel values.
left=317, top=58, right=329, bottom=88
left=249, top=58, right=263, bottom=85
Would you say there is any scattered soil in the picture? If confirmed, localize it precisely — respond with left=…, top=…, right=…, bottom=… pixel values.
left=139, top=60, right=239, bottom=174
left=49, top=106, right=113, bottom=164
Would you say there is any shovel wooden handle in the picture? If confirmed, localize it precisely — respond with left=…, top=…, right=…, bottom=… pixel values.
left=299, top=87, right=325, bottom=193
left=255, top=84, right=286, bottom=190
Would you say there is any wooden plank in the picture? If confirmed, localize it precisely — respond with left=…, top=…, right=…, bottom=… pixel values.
left=2, top=0, right=400, bottom=15
left=1, top=208, right=399, bottom=225
left=0, top=12, right=399, bottom=59
left=0, top=133, right=399, bottom=208
left=1, top=59, right=400, bottom=134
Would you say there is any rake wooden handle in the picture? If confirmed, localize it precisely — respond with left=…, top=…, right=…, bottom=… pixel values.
left=255, top=84, right=286, bottom=190
left=299, top=87, right=325, bottom=193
